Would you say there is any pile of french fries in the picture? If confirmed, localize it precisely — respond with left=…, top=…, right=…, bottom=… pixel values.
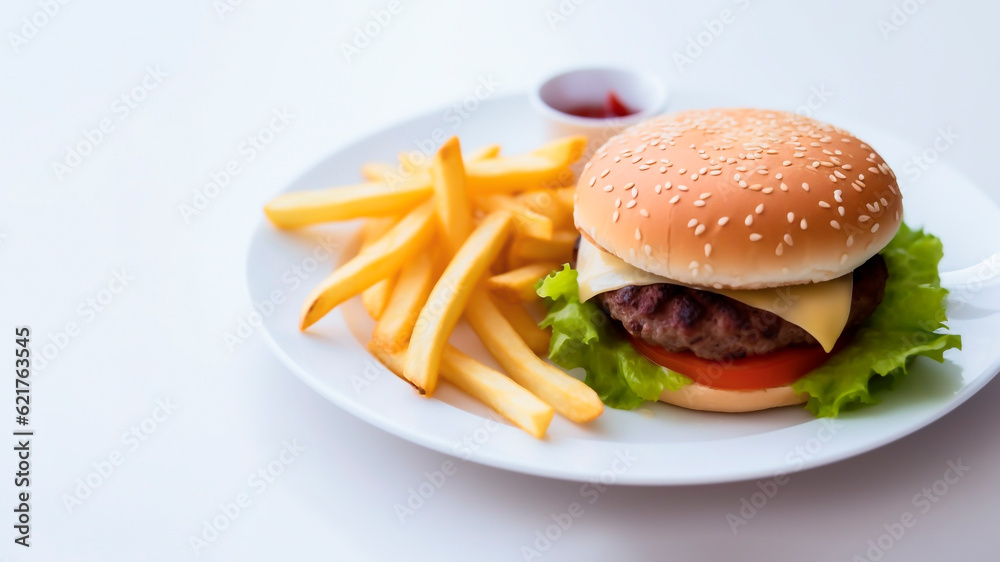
left=264, top=136, right=603, bottom=438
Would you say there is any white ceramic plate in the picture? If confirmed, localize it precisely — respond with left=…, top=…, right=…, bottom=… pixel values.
left=247, top=93, right=1000, bottom=485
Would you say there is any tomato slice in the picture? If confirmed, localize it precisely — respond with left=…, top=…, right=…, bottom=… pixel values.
left=629, top=336, right=835, bottom=391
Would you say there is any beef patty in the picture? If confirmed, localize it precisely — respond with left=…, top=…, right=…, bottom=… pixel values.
left=596, top=255, right=888, bottom=361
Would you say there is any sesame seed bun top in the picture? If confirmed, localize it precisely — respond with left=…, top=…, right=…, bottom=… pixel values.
left=573, top=108, right=903, bottom=289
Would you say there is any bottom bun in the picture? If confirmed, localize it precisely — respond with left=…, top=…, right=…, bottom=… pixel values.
left=658, top=383, right=807, bottom=413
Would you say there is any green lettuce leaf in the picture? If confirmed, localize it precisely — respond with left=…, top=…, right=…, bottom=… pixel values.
left=792, top=223, right=962, bottom=417
left=537, top=223, right=961, bottom=418
left=537, top=265, right=691, bottom=409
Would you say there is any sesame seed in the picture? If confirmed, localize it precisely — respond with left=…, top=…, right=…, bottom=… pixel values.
left=588, top=177, right=596, bottom=187
left=859, top=215, right=870, bottom=222
left=626, top=200, right=636, bottom=209
left=821, top=161, right=834, bottom=168
left=639, top=209, right=649, bottom=217
left=871, top=223, right=880, bottom=233
left=687, top=218, right=698, bottom=228
left=801, top=182, right=810, bottom=192
left=842, top=164, right=852, bottom=170
left=755, top=204, right=764, bottom=214
left=846, top=235, right=854, bottom=247
left=738, top=180, right=748, bottom=188
left=779, top=183, right=788, bottom=191
left=800, top=219, right=808, bottom=230
left=830, top=220, right=841, bottom=230
left=745, top=215, right=754, bottom=226
left=635, top=228, right=641, bottom=240
left=749, top=233, right=762, bottom=241
left=639, top=165, right=650, bottom=171
left=689, top=261, right=699, bottom=270
left=709, top=170, right=722, bottom=175
left=834, top=189, right=843, bottom=203
left=631, top=188, right=638, bottom=197
left=612, top=211, right=620, bottom=222
left=782, top=160, right=791, bottom=166
left=654, top=184, right=662, bottom=194
left=631, top=156, right=642, bottom=163
left=659, top=166, right=667, bottom=173
left=704, top=244, right=712, bottom=257
left=678, top=168, right=687, bottom=174
left=695, top=224, right=706, bottom=236
left=644, top=244, right=652, bottom=256
left=624, top=182, right=635, bottom=189
left=840, top=254, right=849, bottom=265
left=677, top=184, right=689, bottom=191
left=603, top=185, right=614, bottom=192
left=669, top=195, right=680, bottom=204
left=812, top=162, right=820, bottom=168
left=762, top=187, right=774, bottom=194
left=880, top=197, right=888, bottom=206
left=838, top=206, right=845, bottom=216
left=718, top=216, right=730, bottom=226
left=852, top=182, right=863, bottom=192
left=690, top=173, right=699, bottom=180
left=699, top=167, right=708, bottom=175
left=694, top=200, right=706, bottom=207
left=775, top=173, right=783, bottom=180
left=664, top=181, right=672, bottom=189
left=784, top=233, right=794, bottom=246
left=600, top=169, right=610, bottom=178
left=775, top=243, right=784, bottom=256
left=700, top=193, right=711, bottom=200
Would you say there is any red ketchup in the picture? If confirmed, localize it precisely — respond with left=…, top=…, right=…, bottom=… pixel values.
left=562, top=91, right=636, bottom=118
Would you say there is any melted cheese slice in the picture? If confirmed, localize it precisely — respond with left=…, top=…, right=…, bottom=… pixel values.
left=576, top=239, right=853, bottom=352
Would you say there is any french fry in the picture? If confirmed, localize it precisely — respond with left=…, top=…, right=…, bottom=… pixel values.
left=300, top=203, right=436, bottom=330
left=360, top=162, right=395, bottom=182
left=507, top=230, right=577, bottom=270
left=370, top=254, right=436, bottom=355
left=475, top=194, right=554, bottom=240
left=468, top=144, right=500, bottom=160
left=403, top=211, right=514, bottom=395
left=372, top=345, right=554, bottom=438
left=464, top=288, right=603, bottom=423
left=431, top=137, right=472, bottom=254
left=488, top=262, right=560, bottom=302
left=530, top=135, right=587, bottom=169
left=359, top=218, right=399, bottom=319
left=265, top=137, right=584, bottom=229
left=497, top=299, right=551, bottom=356
left=516, top=189, right=575, bottom=230
left=552, top=186, right=576, bottom=213
left=265, top=180, right=431, bottom=228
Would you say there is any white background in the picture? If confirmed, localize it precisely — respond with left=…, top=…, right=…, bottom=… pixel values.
left=3, top=0, right=999, bottom=560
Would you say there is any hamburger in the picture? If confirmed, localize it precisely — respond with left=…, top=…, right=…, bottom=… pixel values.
left=537, top=108, right=961, bottom=416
